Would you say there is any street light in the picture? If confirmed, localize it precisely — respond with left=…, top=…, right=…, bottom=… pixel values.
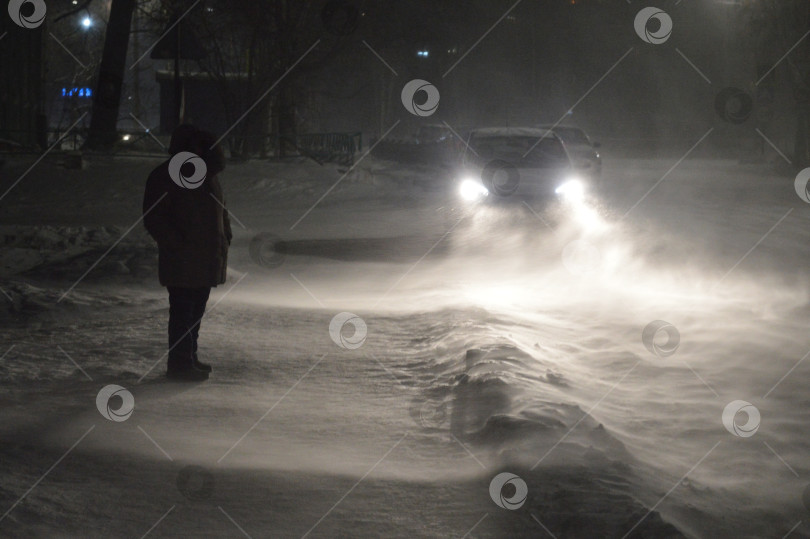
left=81, top=16, right=92, bottom=28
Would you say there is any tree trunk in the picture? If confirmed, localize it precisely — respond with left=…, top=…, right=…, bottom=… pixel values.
left=131, top=7, right=140, bottom=118
left=795, top=104, right=810, bottom=169
left=85, top=0, right=136, bottom=150
left=275, top=83, right=296, bottom=158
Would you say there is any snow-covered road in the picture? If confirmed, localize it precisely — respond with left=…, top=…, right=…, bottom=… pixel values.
left=1, top=154, right=809, bottom=538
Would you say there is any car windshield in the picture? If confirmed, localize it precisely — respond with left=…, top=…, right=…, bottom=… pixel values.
left=552, top=127, right=590, bottom=146
left=417, top=126, right=449, bottom=139
left=469, top=135, right=567, bottom=165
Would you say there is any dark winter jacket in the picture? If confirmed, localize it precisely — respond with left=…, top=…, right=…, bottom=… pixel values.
left=143, top=128, right=232, bottom=288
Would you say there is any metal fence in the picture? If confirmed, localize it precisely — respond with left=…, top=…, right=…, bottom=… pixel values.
left=295, top=132, right=362, bottom=166
left=0, top=129, right=364, bottom=164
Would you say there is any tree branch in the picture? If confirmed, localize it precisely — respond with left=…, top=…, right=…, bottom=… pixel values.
left=54, top=0, right=94, bottom=23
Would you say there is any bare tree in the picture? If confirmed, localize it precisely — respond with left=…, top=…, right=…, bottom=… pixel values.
left=743, top=0, right=810, bottom=168
left=172, top=0, right=360, bottom=158
left=85, top=0, right=137, bottom=149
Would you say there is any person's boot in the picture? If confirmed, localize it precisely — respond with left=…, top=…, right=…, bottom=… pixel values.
left=167, top=357, right=209, bottom=381
left=192, top=354, right=212, bottom=373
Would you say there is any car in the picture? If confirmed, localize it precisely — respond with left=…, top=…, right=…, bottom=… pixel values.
left=455, top=126, right=591, bottom=203
left=537, top=124, right=602, bottom=178
left=414, top=124, right=454, bottom=145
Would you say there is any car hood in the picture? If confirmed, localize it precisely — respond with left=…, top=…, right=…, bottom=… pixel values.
left=565, top=145, right=599, bottom=160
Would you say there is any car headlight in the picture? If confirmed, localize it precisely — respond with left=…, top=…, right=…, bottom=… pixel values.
left=459, top=178, right=489, bottom=201
left=555, top=178, right=585, bottom=202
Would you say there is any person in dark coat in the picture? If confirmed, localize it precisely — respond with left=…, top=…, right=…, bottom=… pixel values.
left=143, top=124, right=232, bottom=381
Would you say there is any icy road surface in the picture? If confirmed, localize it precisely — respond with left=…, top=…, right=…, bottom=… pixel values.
left=1, top=155, right=809, bottom=538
